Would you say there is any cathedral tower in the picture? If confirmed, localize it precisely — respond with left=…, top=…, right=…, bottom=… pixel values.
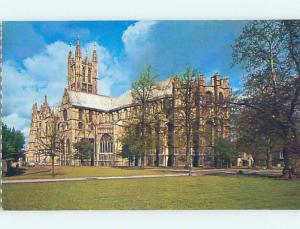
left=67, top=39, right=98, bottom=94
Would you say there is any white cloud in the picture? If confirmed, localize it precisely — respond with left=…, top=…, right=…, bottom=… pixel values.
left=122, top=20, right=157, bottom=55
left=3, top=40, right=126, bottom=140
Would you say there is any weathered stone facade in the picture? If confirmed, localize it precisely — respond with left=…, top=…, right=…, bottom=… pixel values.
left=26, top=40, right=231, bottom=167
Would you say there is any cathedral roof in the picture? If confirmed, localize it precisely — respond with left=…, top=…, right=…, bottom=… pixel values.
left=68, top=77, right=173, bottom=112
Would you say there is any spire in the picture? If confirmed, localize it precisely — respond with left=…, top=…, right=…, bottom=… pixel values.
left=84, top=48, right=89, bottom=63
left=75, top=35, right=81, bottom=59
left=32, top=102, right=38, bottom=114
left=68, top=43, right=72, bottom=59
left=44, top=95, right=48, bottom=104
left=92, top=42, right=97, bottom=63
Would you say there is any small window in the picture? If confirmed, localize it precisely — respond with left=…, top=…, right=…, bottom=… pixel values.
left=82, top=83, right=87, bottom=92
left=63, top=109, right=68, bottom=121
left=206, top=91, right=213, bottom=104
left=88, top=85, right=92, bottom=93
left=219, top=92, right=224, bottom=103
left=88, top=68, right=91, bottom=83
left=82, top=66, right=86, bottom=82
left=78, top=122, right=83, bottom=129
left=89, top=110, right=93, bottom=122
left=79, top=109, right=83, bottom=120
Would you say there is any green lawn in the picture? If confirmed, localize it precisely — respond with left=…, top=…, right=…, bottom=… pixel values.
left=3, top=166, right=175, bottom=180
left=3, top=175, right=300, bottom=210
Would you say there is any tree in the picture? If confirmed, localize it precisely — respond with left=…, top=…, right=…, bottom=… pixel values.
left=232, top=20, right=300, bottom=176
left=2, top=123, right=25, bottom=169
left=36, top=112, right=64, bottom=176
left=175, top=67, right=198, bottom=172
left=215, top=138, right=238, bottom=168
left=235, top=100, right=284, bottom=168
left=73, top=138, right=94, bottom=165
left=131, top=65, right=158, bottom=167
left=118, top=130, right=142, bottom=167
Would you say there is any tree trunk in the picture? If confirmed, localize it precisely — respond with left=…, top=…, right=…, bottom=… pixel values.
left=267, top=137, right=273, bottom=169
left=167, top=122, right=175, bottom=167
left=155, top=119, right=160, bottom=167
left=51, top=156, right=55, bottom=177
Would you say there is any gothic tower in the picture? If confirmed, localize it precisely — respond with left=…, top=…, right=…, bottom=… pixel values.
left=67, top=39, right=98, bottom=94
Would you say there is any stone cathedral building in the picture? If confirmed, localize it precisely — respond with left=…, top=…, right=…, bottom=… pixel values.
left=26, top=40, right=231, bottom=167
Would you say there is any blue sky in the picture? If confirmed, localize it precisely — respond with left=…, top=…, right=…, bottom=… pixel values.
left=2, top=20, right=247, bottom=138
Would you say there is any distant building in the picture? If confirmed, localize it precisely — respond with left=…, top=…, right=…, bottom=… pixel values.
left=26, top=39, right=231, bottom=167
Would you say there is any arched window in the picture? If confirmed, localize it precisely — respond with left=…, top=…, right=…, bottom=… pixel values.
left=79, top=109, right=83, bottom=120
left=219, top=119, right=224, bottom=138
left=100, top=134, right=113, bottom=154
left=63, top=109, right=68, bottom=121
left=88, top=68, right=91, bottom=83
left=219, top=92, right=224, bottom=103
left=89, top=110, right=93, bottom=122
left=205, top=120, right=213, bottom=146
left=206, top=91, right=213, bottom=104
left=82, top=66, right=86, bottom=82
left=78, top=122, right=83, bottom=129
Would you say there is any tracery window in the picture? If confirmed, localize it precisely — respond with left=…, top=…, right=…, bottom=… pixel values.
left=100, top=134, right=113, bottom=153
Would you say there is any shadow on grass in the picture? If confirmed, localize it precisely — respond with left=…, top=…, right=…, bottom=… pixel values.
left=210, top=172, right=287, bottom=180
left=3, top=167, right=52, bottom=177
left=4, top=167, right=26, bottom=177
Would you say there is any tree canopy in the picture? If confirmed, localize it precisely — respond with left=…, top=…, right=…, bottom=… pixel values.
left=2, top=123, right=25, bottom=162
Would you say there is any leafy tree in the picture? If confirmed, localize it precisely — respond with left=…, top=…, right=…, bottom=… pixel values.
left=232, top=20, right=300, bottom=176
left=131, top=65, right=158, bottom=167
left=73, top=138, right=94, bottom=165
left=118, top=130, right=142, bottom=167
left=175, top=67, right=198, bottom=171
left=215, top=138, right=238, bottom=168
left=2, top=123, right=25, bottom=168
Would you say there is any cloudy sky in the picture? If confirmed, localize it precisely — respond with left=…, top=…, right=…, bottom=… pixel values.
left=3, top=20, right=247, bottom=139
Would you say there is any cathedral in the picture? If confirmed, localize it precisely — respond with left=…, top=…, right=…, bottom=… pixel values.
left=26, top=39, right=231, bottom=167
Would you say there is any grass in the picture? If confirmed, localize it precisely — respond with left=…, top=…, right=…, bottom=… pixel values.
left=3, top=166, right=176, bottom=180
left=2, top=175, right=300, bottom=210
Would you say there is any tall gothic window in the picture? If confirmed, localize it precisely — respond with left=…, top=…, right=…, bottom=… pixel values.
left=100, top=134, right=113, bottom=153
left=88, top=68, right=91, bottom=83
left=82, top=66, right=86, bottom=82
left=206, top=91, right=213, bottom=104
left=79, top=109, right=83, bottom=120
left=63, top=109, right=68, bottom=121
left=89, top=110, right=93, bottom=122
left=219, top=119, right=224, bottom=138
left=219, top=92, right=224, bottom=103
left=205, top=120, right=213, bottom=146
